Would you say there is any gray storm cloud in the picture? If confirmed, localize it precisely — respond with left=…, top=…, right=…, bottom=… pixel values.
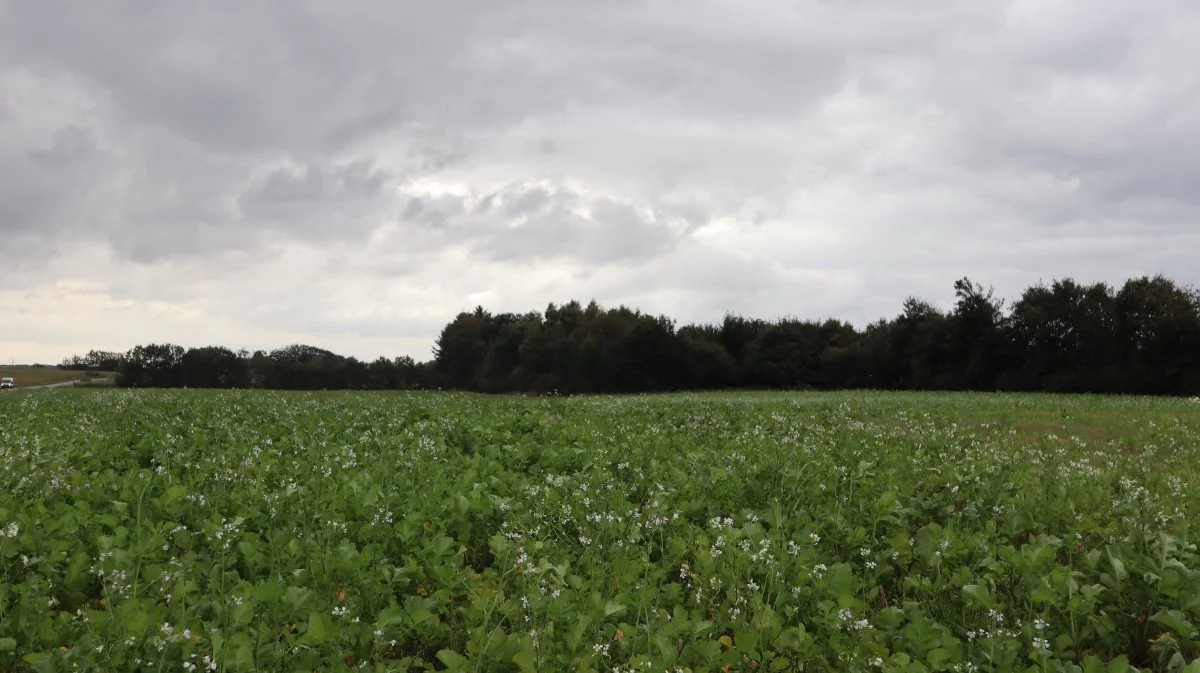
left=1, top=0, right=1199, bottom=361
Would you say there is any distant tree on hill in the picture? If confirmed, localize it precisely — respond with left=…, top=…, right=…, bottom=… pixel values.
left=61, top=349, right=122, bottom=371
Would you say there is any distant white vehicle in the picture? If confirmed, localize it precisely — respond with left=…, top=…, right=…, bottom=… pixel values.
left=0, top=377, right=12, bottom=390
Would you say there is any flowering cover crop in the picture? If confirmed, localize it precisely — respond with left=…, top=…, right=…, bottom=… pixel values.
left=2, top=390, right=1200, bottom=672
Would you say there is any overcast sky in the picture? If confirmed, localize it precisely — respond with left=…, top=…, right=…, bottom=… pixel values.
left=2, top=1, right=1199, bottom=364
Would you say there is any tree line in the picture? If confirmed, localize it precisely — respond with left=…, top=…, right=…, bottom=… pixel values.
left=61, top=275, right=1200, bottom=396
left=62, top=345, right=430, bottom=390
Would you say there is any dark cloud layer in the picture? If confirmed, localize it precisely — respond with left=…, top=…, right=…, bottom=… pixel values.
left=2, top=1, right=1200, bottom=360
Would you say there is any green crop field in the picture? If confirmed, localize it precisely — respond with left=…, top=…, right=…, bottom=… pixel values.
left=2, top=390, right=1200, bottom=672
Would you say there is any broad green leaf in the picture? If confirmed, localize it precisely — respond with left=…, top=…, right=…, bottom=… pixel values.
left=512, top=648, right=537, bottom=673
left=299, top=612, right=329, bottom=646
left=604, top=601, right=627, bottom=617
left=437, top=650, right=470, bottom=671
left=962, top=583, right=995, bottom=609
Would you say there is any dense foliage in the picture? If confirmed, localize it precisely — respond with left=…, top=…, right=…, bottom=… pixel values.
left=425, top=275, right=1200, bottom=395
left=2, top=389, right=1200, bottom=671
left=66, top=274, right=1200, bottom=395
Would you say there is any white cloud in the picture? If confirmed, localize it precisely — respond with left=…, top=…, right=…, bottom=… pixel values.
left=2, top=0, right=1199, bottom=363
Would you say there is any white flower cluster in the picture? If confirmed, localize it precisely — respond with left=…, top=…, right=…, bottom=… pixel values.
left=836, top=608, right=872, bottom=631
